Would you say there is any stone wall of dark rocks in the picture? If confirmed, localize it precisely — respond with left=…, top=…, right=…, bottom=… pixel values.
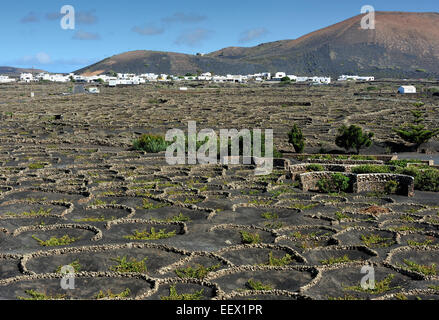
left=354, top=173, right=415, bottom=197
left=299, top=171, right=414, bottom=197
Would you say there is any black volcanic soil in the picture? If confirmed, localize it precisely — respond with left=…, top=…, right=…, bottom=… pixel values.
left=0, top=81, right=438, bottom=300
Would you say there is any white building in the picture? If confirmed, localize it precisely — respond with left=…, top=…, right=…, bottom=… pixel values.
left=0, top=75, right=16, bottom=83
left=88, top=87, right=100, bottom=94
left=398, top=86, right=417, bottom=94
left=338, top=75, right=374, bottom=82
left=274, top=72, right=287, bottom=80
left=20, top=73, right=34, bottom=82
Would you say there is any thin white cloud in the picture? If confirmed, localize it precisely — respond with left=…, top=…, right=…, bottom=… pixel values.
left=132, top=25, right=164, bottom=36
left=16, top=52, right=52, bottom=65
left=76, top=11, right=98, bottom=25
left=239, top=28, right=269, bottom=43
left=45, top=12, right=63, bottom=20
left=21, top=12, right=39, bottom=23
left=45, top=10, right=97, bottom=25
left=72, top=31, right=101, bottom=40
left=175, top=28, right=212, bottom=47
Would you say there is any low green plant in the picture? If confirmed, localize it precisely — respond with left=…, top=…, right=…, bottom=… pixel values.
left=351, top=165, right=392, bottom=174
left=28, top=162, right=46, bottom=170
left=306, top=164, right=324, bottom=172
left=240, top=231, right=261, bottom=244
left=261, top=212, right=279, bottom=220
left=407, top=239, right=434, bottom=246
left=399, top=259, right=437, bottom=276
left=384, top=180, right=399, bottom=195
left=344, top=274, right=400, bottom=294
left=263, top=252, right=293, bottom=266
left=321, top=255, right=352, bottom=265
left=396, top=167, right=439, bottom=192
left=317, top=173, right=350, bottom=193
left=360, top=234, right=395, bottom=248
left=139, top=198, right=168, bottom=210
left=152, top=213, right=191, bottom=223
left=32, top=235, right=78, bottom=247
left=109, top=256, right=148, bottom=273
left=6, top=208, right=52, bottom=217
left=133, top=134, right=169, bottom=153
left=95, top=288, right=131, bottom=299
left=161, top=285, right=204, bottom=300
left=124, top=227, right=176, bottom=240
left=245, top=279, right=273, bottom=291
left=335, top=211, right=350, bottom=221
left=55, top=260, right=81, bottom=273
left=175, top=264, right=220, bottom=279
left=18, top=289, right=66, bottom=300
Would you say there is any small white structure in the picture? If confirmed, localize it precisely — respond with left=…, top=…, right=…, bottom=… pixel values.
left=179, top=87, right=188, bottom=91
left=20, top=73, right=34, bottom=83
left=398, top=86, right=417, bottom=94
left=0, top=75, right=16, bottom=83
left=273, top=72, right=287, bottom=80
left=338, top=75, right=374, bottom=82
left=88, top=87, right=100, bottom=94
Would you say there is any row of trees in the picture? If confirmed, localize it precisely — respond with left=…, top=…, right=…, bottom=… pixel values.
left=288, top=109, right=439, bottom=154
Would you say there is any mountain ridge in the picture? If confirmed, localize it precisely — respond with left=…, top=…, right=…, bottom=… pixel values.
left=71, top=11, right=438, bottom=78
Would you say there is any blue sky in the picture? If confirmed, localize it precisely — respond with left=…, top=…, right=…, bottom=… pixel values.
left=0, top=0, right=437, bottom=72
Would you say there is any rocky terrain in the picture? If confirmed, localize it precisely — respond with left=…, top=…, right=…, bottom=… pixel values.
left=0, top=81, right=438, bottom=300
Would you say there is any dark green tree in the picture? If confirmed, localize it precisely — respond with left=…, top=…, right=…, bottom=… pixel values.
left=288, top=124, right=305, bottom=153
left=335, top=125, right=374, bottom=154
left=393, top=110, right=439, bottom=150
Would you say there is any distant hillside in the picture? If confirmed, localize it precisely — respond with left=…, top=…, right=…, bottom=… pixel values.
left=75, top=11, right=439, bottom=78
left=0, top=66, right=45, bottom=75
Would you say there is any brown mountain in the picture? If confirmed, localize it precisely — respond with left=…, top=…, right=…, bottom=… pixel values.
left=0, top=66, right=46, bottom=75
left=76, top=11, right=439, bottom=78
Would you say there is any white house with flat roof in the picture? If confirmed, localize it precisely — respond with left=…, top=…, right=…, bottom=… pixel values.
left=338, top=75, right=374, bottom=82
left=0, top=75, right=16, bottom=83
left=398, top=86, right=417, bottom=94
left=20, top=73, right=34, bottom=82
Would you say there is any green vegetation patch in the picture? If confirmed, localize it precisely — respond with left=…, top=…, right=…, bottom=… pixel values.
left=240, top=231, right=261, bottom=244
left=109, top=256, right=148, bottom=273
left=18, top=290, right=66, bottom=300
left=262, top=252, right=293, bottom=266
left=55, top=260, right=81, bottom=273
left=344, top=274, right=400, bottom=294
left=317, top=173, right=350, bottom=193
left=175, top=264, right=220, bottom=279
left=133, top=134, right=169, bottom=153
left=6, top=208, right=52, bottom=217
left=124, top=227, right=176, bottom=240
left=360, top=234, right=395, bottom=248
left=161, top=285, right=204, bottom=300
left=32, top=234, right=78, bottom=247
left=399, top=259, right=437, bottom=276
left=321, top=255, right=352, bottom=265
left=95, top=288, right=131, bottom=299
left=245, top=279, right=273, bottom=291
